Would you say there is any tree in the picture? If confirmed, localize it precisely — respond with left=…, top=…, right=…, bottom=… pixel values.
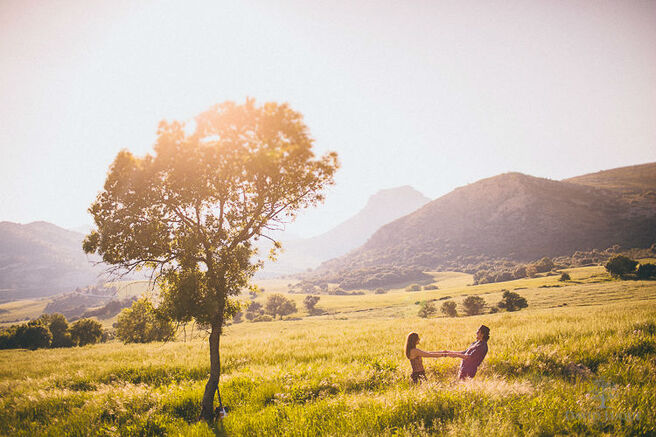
left=534, top=257, right=554, bottom=273
left=37, top=313, right=73, bottom=347
left=303, top=295, right=320, bottom=313
left=14, top=323, right=52, bottom=350
left=497, top=290, right=528, bottom=312
left=637, top=263, right=656, bottom=279
left=70, top=319, right=103, bottom=346
left=418, top=301, right=437, bottom=318
left=605, top=255, right=638, bottom=278
left=462, top=296, right=486, bottom=316
left=83, top=100, right=338, bottom=421
left=245, top=301, right=264, bottom=321
left=265, top=294, right=297, bottom=319
left=513, top=265, right=528, bottom=279
left=559, top=272, right=571, bottom=282
left=441, top=301, right=458, bottom=317
left=115, top=298, right=176, bottom=343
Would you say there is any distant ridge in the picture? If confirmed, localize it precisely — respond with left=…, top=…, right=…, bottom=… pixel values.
left=564, top=162, right=656, bottom=197
left=258, top=186, right=430, bottom=276
left=0, top=221, right=104, bottom=301
left=319, top=164, right=656, bottom=273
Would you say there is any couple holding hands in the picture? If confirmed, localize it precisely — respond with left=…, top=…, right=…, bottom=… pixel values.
left=405, top=325, right=490, bottom=383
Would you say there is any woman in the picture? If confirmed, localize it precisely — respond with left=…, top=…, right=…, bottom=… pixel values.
left=405, top=332, right=444, bottom=383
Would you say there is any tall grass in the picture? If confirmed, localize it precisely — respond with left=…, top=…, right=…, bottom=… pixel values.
left=1, top=272, right=655, bottom=435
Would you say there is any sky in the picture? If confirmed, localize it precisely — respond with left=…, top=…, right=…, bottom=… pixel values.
left=1, top=0, right=655, bottom=237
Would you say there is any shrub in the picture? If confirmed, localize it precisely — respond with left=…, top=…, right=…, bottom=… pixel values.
left=265, top=294, right=297, bottom=319
left=405, top=284, right=421, bottom=292
left=115, top=299, right=175, bottom=344
left=605, top=255, right=638, bottom=278
left=559, top=272, right=571, bottom=282
left=497, top=290, right=528, bottom=312
left=441, top=301, right=458, bottom=317
left=637, top=263, right=656, bottom=279
left=374, top=288, right=387, bottom=294
left=70, top=318, right=103, bottom=346
left=423, top=284, right=439, bottom=290
left=252, top=314, right=273, bottom=323
left=462, top=296, right=486, bottom=316
left=417, top=301, right=437, bottom=318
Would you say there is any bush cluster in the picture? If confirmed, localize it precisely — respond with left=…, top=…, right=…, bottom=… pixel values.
left=242, top=294, right=299, bottom=322
left=417, top=301, right=437, bottom=318
left=605, top=255, right=656, bottom=280
left=0, top=313, right=104, bottom=350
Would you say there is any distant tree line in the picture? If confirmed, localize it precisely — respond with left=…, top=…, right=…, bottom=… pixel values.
left=297, top=266, right=432, bottom=291
left=0, top=314, right=104, bottom=350
left=314, top=244, right=656, bottom=289
left=472, top=245, right=656, bottom=285
left=419, top=290, right=528, bottom=318
left=234, top=294, right=308, bottom=323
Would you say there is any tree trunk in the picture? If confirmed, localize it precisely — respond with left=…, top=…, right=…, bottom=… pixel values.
left=199, top=323, right=221, bottom=421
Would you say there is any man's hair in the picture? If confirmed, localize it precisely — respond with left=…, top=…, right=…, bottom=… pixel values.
left=479, top=325, right=490, bottom=341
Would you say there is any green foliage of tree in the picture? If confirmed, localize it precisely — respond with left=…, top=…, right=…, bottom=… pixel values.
left=417, top=301, right=437, bottom=318
left=559, top=272, right=571, bottom=282
left=82, top=100, right=338, bottom=421
left=497, top=290, right=528, bottom=312
left=462, top=296, right=486, bottom=316
left=637, top=263, right=656, bottom=279
left=605, top=255, right=638, bottom=278
left=70, top=319, right=103, bottom=346
left=115, top=298, right=176, bottom=343
left=265, top=294, right=297, bottom=319
left=441, top=300, right=458, bottom=317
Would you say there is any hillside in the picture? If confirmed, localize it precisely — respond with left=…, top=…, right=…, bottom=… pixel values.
left=3, top=265, right=656, bottom=435
left=258, top=186, right=430, bottom=276
left=0, top=221, right=104, bottom=301
left=564, top=162, right=656, bottom=195
left=319, top=166, right=656, bottom=273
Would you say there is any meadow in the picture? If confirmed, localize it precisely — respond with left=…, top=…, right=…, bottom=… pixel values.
left=1, top=266, right=655, bottom=436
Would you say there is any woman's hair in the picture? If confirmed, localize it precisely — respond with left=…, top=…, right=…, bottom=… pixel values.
left=405, top=332, right=419, bottom=358
left=479, top=325, right=490, bottom=341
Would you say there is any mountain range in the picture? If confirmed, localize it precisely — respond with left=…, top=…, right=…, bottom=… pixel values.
left=257, top=186, right=430, bottom=276
left=2, top=162, right=655, bottom=301
left=319, top=162, right=656, bottom=274
left=0, top=221, right=105, bottom=302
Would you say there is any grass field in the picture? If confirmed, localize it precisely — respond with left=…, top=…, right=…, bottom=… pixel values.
left=1, top=266, right=655, bottom=435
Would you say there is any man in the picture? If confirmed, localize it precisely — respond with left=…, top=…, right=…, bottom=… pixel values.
left=441, top=325, right=489, bottom=379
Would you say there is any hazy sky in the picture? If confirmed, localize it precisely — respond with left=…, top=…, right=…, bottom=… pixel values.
left=1, top=1, right=655, bottom=237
